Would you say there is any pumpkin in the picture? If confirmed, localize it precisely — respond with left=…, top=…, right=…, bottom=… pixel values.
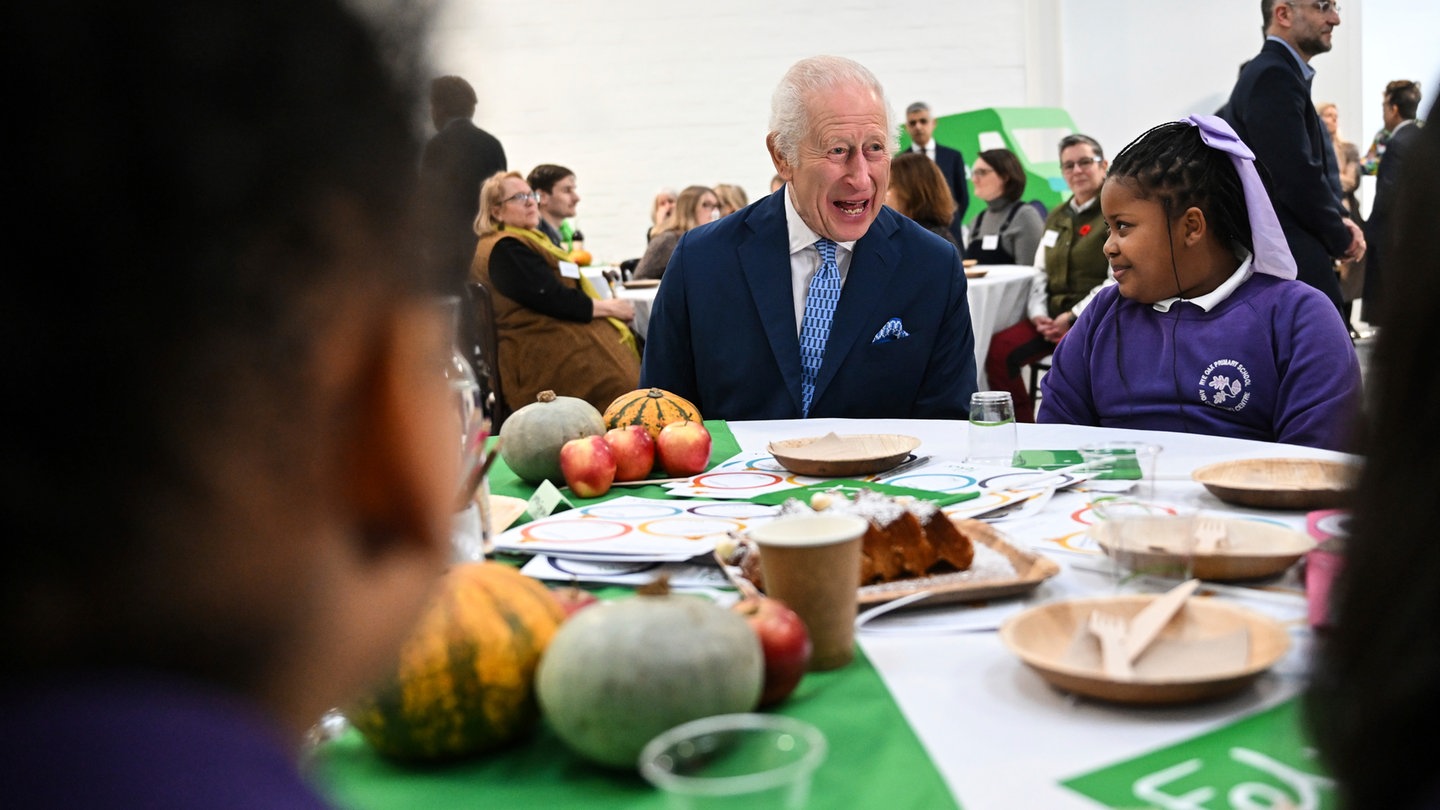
left=348, top=563, right=566, bottom=762
left=603, top=387, right=702, bottom=440
left=499, top=390, right=606, bottom=484
left=536, top=587, right=763, bottom=768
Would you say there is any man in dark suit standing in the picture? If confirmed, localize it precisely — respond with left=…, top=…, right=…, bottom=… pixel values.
left=641, top=56, right=978, bottom=420
left=1362, top=79, right=1423, bottom=320
left=1222, top=0, right=1364, bottom=316
left=419, top=76, right=507, bottom=291
left=902, top=102, right=969, bottom=246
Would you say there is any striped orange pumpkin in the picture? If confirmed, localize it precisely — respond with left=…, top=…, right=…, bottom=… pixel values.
left=348, top=563, right=565, bottom=761
left=603, top=387, right=702, bottom=439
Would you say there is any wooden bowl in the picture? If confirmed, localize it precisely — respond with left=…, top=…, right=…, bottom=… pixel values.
left=1090, top=516, right=1317, bottom=581
left=999, top=595, right=1290, bottom=705
left=767, top=433, right=920, bottom=477
left=1192, top=457, right=1355, bottom=510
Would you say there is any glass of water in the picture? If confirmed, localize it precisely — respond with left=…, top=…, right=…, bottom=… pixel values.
left=967, top=391, right=1017, bottom=467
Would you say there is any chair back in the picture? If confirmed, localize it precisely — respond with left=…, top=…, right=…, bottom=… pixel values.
left=461, top=281, right=511, bottom=430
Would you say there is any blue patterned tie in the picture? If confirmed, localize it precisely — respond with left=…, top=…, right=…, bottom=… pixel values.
left=799, top=238, right=841, bottom=417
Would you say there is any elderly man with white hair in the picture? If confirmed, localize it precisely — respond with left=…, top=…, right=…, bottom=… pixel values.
left=641, top=55, right=978, bottom=420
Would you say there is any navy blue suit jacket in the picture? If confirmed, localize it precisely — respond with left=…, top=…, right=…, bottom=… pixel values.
left=640, top=190, right=978, bottom=421
left=1223, top=39, right=1349, bottom=312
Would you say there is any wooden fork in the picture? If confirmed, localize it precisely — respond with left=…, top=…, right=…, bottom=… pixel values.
left=1088, top=609, right=1134, bottom=679
left=1194, top=516, right=1229, bottom=554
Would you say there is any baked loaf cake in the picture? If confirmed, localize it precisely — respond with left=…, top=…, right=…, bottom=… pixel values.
left=720, top=490, right=976, bottom=589
left=791, top=490, right=975, bottom=585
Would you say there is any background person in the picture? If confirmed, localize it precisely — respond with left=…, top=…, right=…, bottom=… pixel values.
left=901, top=101, right=968, bottom=245
left=1306, top=111, right=1440, bottom=810
left=1039, top=117, right=1360, bottom=452
left=1362, top=79, right=1424, bottom=322
left=714, top=183, right=750, bottom=217
left=527, top=164, right=583, bottom=252
left=641, top=55, right=978, bottom=420
left=963, top=148, right=1045, bottom=267
left=5, top=0, right=459, bottom=805
left=646, top=187, right=677, bottom=242
left=886, top=151, right=959, bottom=247
left=420, top=75, right=507, bottom=292
left=985, top=134, right=1111, bottom=422
left=1221, top=0, right=1364, bottom=315
left=471, top=171, right=639, bottom=413
left=1319, top=100, right=1366, bottom=333
left=632, top=184, right=720, bottom=280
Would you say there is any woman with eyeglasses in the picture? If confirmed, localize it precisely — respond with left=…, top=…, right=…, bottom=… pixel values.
left=471, top=171, right=640, bottom=414
left=963, top=148, right=1044, bottom=267
left=985, top=134, right=1113, bottom=421
left=632, top=185, right=721, bottom=280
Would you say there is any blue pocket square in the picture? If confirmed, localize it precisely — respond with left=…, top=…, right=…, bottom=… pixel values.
left=872, top=317, right=910, bottom=344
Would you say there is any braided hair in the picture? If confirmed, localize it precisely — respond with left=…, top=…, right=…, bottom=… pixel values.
left=1108, top=121, right=1255, bottom=258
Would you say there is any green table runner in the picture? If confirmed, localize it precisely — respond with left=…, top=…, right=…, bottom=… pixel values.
left=315, top=420, right=959, bottom=809
left=315, top=648, right=956, bottom=809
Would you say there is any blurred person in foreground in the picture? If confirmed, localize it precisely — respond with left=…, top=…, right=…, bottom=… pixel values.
left=1306, top=108, right=1440, bottom=810
left=3, top=0, right=459, bottom=806
left=641, top=55, right=977, bottom=420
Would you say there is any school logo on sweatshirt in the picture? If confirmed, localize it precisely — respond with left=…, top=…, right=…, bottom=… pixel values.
left=1198, top=359, right=1251, bottom=412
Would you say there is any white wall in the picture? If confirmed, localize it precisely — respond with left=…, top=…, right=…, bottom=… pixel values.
left=429, top=0, right=1439, bottom=262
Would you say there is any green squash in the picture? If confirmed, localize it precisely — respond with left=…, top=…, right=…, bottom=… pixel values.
left=499, top=390, right=605, bottom=484
left=536, top=590, right=764, bottom=768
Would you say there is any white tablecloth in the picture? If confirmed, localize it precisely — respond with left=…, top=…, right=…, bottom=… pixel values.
left=965, top=264, right=1043, bottom=390
left=616, top=284, right=658, bottom=339
left=726, top=418, right=1349, bottom=809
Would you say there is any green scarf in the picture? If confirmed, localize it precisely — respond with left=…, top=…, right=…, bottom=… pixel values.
left=501, top=226, right=638, bottom=357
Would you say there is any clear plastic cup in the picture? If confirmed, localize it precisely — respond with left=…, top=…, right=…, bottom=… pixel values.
left=968, top=391, right=1017, bottom=466
left=639, top=713, right=827, bottom=809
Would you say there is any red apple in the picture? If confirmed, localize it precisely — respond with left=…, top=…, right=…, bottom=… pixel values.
left=732, top=594, right=812, bottom=707
left=559, top=435, right=616, bottom=497
left=551, top=585, right=600, bottom=618
left=655, top=420, right=711, bottom=477
left=603, top=425, right=655, bottom=481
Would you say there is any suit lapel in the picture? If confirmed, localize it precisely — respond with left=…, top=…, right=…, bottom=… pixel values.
left=811, top=210, right=899, bottom=405
left=738, top=194, right=806, bottom=414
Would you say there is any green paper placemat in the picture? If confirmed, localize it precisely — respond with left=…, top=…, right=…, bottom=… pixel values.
left=313, top=645, right=959, bottom=810
left=1012, top=449, right=1140, bottom=480
left=751, top=478, right=980, bottom=507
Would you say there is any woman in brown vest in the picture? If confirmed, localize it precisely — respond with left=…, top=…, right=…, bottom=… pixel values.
left=471, top=171, right=640, bottom=414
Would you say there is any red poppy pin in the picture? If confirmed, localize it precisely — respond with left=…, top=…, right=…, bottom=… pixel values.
left=1078, top=224, right=1092, bottom=237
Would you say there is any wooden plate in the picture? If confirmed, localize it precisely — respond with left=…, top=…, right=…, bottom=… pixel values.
left=622, top=279, right=660, bottom=289
left=964, top=268, right=989, bottom=279
left=999, top=595, right=1290, bottom=704
left=857, top=518, right=1060, bottom=606
left=478, top=494, right=529, bottom=535
left=1192, top=457, right=1355, bottom=510
left=767, top=433, right=920, bottom=477
left=1090, top=516, right=1317, bottom=581
left=962, top=258, right=979, bottom=268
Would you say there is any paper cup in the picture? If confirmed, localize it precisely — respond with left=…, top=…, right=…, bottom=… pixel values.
left=748, top=514, right=867, bottom=670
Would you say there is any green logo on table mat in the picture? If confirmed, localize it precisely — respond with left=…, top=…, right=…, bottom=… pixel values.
left=1061, top=699, right=1335, bottom=809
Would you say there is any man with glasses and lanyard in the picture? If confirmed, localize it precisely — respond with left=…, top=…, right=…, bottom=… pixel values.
left=1222, top=0, right=1365, bottom=319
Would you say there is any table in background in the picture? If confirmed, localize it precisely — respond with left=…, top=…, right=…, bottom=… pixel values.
left=615, top=283, right=658, bottom=339
left=965, top=264, right=1042, bottom=390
